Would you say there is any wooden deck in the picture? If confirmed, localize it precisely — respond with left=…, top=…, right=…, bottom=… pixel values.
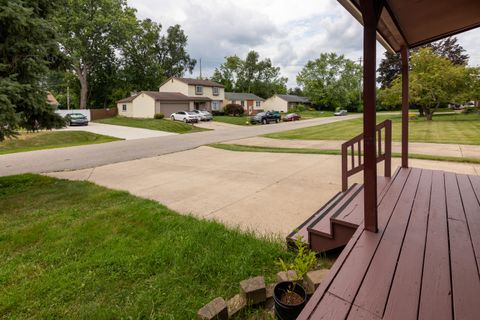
left=298, top=167, right=480, bottom=320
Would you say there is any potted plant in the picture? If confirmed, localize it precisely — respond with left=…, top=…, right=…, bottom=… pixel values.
left=273, top=236, right=317, bottom=320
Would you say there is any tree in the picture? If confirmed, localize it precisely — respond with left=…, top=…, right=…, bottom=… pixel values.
left=296, top=53, right=362, bottom=111
left=54, top=0, right=138, bottom=109
left=211, top=51, right=287, bottom=99
left=379, top=48, right=468, bottom=120
left=288, top=87, right=304, bottom=96
left=0, top=0, right=65, bottom=141
left=377, top=37, right=469, bottom=88
left=158, top=25, right=196, bottom=78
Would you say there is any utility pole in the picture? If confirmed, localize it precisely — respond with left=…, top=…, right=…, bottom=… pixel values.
left=67, top=85, right=70, bottom=110
left=199, top=58, right=202, bottom=79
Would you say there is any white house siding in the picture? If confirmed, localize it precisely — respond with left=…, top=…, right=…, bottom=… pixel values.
left=263, top=95, right=288, bottom=113
left=132, top=93, right=156, bottom=118
left=159, top=78, right=189, bottom=95
left=117, top=102, right=133, bottom=117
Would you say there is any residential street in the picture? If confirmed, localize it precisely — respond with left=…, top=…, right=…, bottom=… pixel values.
left=0, top=115, right=360, bottom=176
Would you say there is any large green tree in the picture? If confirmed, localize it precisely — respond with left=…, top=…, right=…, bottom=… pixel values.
left=296, top=53, right=362, bottom=111
left=379, top=48, right=469, bottom=120
left=211, top=51, right=287, bottom=99
left=55, top=0, right=137, bottom=109
left=0, top=0, right=65, bottom=141
left=377, top=37, right=469, bottom=88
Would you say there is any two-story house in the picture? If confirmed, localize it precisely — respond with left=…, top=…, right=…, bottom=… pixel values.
left=159, top=77, right=225, bottom=112
left=116, top=77, right=225, bottom=118
left=224, top=92, right=265, bottom=115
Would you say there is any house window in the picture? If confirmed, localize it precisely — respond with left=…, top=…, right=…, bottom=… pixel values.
left=255, top=101, right=261, bottom=107
left=212, top=101, right=220, bottom=111
left=241, top=101, right=245, bottom=107
left=195, top=85, right=203, bottom=95
left=122, top=104, right=127, bottom=111
left=213, top=87, right=219, bottom=96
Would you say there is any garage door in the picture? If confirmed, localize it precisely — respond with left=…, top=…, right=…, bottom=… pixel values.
left=160, top=102, right=189, bottom=117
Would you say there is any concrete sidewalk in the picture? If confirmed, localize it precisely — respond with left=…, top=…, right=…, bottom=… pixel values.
left=225, top=137, right=480, bottom=159
left=47, top=146, right=480, bottom=237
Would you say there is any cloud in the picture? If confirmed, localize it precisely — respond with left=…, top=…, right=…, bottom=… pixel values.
left=128, top=0, right=480, bottom=88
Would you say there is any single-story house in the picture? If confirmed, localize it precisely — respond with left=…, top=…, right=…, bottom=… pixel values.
left=224, top=92, right=265, bottom=114
left=117, top=91, right=199, bottom=118
left=262, top=94, right=311, bottom=113
left=159, top=77, right=225, bottom=112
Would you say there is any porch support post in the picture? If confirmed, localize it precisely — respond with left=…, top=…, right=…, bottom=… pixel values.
left=360, top=0, right=383, bottom=233
left=401, top=46, right=409, bottom=168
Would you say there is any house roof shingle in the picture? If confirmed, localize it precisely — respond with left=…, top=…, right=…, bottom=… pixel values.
left=276, top=94, right=310, bottom=103
left=116, top=91, right=213, bottom=104
left=225, top=92, right=265, bottom=101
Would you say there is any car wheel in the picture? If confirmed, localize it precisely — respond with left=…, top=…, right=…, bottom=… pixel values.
left=171, top=116, right=175, bottom=121
left=183, top=118, right=188, bottom=123
left=262, top=119, right=267, bottom=125
left=275, top=119, right=279, bottom=123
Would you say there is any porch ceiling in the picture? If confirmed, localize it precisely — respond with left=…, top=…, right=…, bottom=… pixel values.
left=338, top=0, right=480, bottom=52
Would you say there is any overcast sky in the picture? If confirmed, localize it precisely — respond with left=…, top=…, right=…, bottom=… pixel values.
left=128, top=0, right=480, bottom=88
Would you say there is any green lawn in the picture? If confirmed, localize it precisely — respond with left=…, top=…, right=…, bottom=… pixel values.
left=213, top=115, right=251, bottom=125
left=265, top=113, right=480, bottom=145
left=0, top=174, right=291, bottom=319
left=0, top=131, right=120, bottom=155
left=96, top=116, right=209, bottom=133
left=297, top=110, right=335, bottom=119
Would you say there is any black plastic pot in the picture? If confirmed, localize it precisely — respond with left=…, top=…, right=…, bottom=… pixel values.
left=273, top=281, right=307, bottom=320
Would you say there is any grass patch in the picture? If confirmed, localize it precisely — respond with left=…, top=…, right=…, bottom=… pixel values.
left=0, top=131, right=120, bottom=155
left=213, top=115, right=251, bottom=126
left=0, top=174, right=292, bottom=319
left=96, top=116, right=209, bottom=133
left=265, top=113, right=480, bottom=145
left=297, top=110, right=334, bottom=119
left=209, top=144, right=480, bottom=164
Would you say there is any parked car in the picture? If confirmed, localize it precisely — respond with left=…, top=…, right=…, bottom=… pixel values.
left=283, top=113, right=301, bottom=121
left=170, top=111, right=200, bottom=123
left=250, top=111, right=281, bottom=124
left=67, top=113, right=89, bottom=126
left=191, top=110, right=213, bottom=121
left=334, top=110, right=348, bottom=116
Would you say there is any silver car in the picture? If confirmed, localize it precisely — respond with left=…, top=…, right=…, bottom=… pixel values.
left=170, top=111, right=200, bottom=123
left=192, top=110, right=213, bottom=121
left=334, top=110, right=348, bottom=116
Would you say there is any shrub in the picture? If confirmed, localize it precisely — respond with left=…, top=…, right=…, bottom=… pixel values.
left=154, top=113, right=164, bottom=119
left=212, top=110, right=225, bottom=116
left=224, top=103, right=244, bottom=116
left=290, top=104, right=307, bottom=113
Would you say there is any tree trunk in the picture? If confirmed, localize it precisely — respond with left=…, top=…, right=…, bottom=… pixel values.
left=74, top=65, right=88, bottom=109
left=418, top=104, right=425, bottom=117
left=425, top=108, right=433, bottom=120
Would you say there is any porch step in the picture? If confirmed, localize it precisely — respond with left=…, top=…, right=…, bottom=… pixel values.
left=286, top=183, right=360, bottom=248
left=306, top=169, right=400, bottom=253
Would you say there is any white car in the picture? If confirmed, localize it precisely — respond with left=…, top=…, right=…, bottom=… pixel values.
left=192, top=110, right=213, bottom=121
left=334, top=110, right=348, bottom=116
left=170, top=111, right=200, bottom=123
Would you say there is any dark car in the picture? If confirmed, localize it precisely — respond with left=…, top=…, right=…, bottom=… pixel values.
left=250, top=111, right=281, bottom=124
left=283, top=113, right=301, bottom=121
left=67, top=113, right=89, bottom=126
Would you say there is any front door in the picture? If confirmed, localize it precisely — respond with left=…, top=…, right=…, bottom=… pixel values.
left=247, top=100, right=254, bottom=114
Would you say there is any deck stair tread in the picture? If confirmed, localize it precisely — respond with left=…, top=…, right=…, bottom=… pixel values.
left=286, top=184, right=358, bottom=245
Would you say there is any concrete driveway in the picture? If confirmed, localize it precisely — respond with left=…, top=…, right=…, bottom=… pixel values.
left=59, top=122, right=176, bottom=140
left=47, top=146, right=480, bottom=236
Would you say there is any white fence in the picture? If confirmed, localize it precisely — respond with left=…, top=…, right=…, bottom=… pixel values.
left=55, top=109, right=91, bottom=121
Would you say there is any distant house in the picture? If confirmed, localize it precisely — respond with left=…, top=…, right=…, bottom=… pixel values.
left=159, top=77, right=225, bottom=112
left=117, top=91, right=197, bottom=118
left=47, top=92, right=59, bottom=109
left=224, top=92, right=265, bottom=114
left=116, top=77, right=225, bottom=118
left=263, top=94, right=311, bottom=113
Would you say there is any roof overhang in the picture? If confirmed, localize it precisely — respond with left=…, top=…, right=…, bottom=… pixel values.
left=338, top=0, right=480, bottom=53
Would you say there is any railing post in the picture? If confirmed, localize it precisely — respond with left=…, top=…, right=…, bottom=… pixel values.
left=401, top=46, right=409, bottom=168
left=384, top=120, right=392, bottom=178
left=342, top=143, right=348, bottom=192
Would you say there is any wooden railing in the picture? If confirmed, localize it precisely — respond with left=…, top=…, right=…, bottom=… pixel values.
left=341, top=120, right=392, bottom=191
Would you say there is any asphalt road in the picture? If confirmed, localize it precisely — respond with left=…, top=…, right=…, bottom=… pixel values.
left=0, top=115, right=360, bottom=176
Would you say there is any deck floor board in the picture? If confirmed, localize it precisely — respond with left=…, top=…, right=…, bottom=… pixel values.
left=298, top=167, right=480, bottom=320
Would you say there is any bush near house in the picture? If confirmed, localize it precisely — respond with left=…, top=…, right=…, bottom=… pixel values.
left=224, top=103, right=245, bottom=116
left=154, top=112, right=165, bottom=119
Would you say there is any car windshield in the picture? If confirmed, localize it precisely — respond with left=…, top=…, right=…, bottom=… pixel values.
left=69, top=114, right=85, bottom=119
left=201, top=111, right=210, bottom=114
left=256, top=112, right=265, bottom=117
left=186, top=112, right=197, bottom=115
